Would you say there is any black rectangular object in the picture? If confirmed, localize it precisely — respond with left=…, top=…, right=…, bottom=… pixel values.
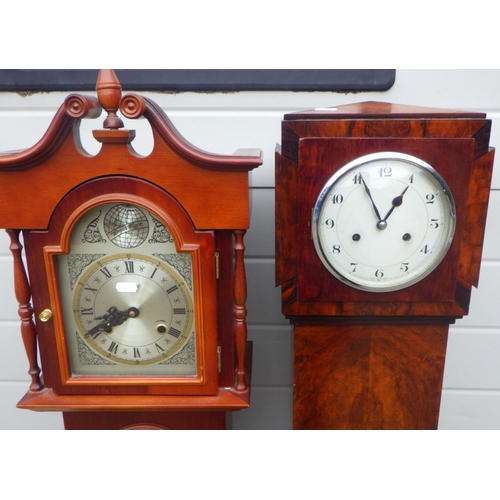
left=0, top=69, right=395, bottom=92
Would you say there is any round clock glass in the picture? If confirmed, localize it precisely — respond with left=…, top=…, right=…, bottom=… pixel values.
left=312, top=152, right=456, bottom=292
left=56, top=202, right=196, bottom=376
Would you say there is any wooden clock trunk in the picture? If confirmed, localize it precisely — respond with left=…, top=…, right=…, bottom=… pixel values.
left=275, top=102, right=494, bottom=430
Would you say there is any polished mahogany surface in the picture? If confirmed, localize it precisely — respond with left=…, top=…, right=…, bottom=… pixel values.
left=0, top=70, right=261, bottom=429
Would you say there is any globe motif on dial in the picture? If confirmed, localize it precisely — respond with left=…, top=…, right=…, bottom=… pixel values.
left=103, top=204, right=149, bottom=249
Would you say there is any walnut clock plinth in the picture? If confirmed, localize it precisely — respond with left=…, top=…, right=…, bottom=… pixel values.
left=0, top=69, right=261, bottom=430
left=275, top=102, right=494, bottom=430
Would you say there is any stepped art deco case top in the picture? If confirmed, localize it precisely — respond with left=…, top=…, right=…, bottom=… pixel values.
left=0, top=70, right=262, bottom=430
left=275, top=101, right=494, bottom=429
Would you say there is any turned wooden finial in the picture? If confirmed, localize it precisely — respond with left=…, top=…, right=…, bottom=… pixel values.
left=96, top=69, right=124, bottom=129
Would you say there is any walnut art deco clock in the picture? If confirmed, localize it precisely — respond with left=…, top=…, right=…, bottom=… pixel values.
left=276, top=101, right=494, bottom=430
left=0, top=70, right=262, bottom=430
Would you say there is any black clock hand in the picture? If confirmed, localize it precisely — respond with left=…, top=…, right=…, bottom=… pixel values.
left=360, top=174, right=382, bottom=222
left=383, top=185, right=409, bottom=222
left=88, top=306, right=139, bottom=335
left=105, top=306, right=140, bottom=326
left=87, top=319, right=112, bottom=336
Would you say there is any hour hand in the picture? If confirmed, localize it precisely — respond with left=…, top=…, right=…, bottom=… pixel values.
left=105, top=306, right=140, bottom=326
left=383, top=185, right=409, bottom=222
left=360, top=174, right=382, bottom=222
left=88, top=306, right=139, bottom=335
left=87, top=320, right=112, bottom=336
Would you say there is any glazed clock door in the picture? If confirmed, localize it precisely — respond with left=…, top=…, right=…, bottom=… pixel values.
left=57, top=203, right=197, bottom=377
left=26, top=177, right=219, bottom=396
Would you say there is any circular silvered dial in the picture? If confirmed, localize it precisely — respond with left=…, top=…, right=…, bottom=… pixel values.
left=312, top=152, right=456, bottom=292
left=75, top=254, right=193, bottom=364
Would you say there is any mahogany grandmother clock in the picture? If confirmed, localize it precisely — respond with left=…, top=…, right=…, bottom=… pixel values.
left=275, top=101, right=494, bottom=430
left=0, top=70, right=262, bottom=430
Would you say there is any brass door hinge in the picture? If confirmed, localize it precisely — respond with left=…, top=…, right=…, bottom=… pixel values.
left=215, top=252, right=220, bottom=279
left=217, top=346, right=222, bottom=373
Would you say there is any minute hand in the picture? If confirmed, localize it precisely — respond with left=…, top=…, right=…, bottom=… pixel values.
left=360, top=175, right=382, bottom=221
left=383, top=185, right=409, bottom=222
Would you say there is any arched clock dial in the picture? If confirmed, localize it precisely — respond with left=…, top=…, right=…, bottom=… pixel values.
left=56, top=202, right=197, bottom=377
left=312, top=152, right=456, bottom=292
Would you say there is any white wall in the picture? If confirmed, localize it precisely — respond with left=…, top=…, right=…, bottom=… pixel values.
left=0, top=69, right=499, bottom=429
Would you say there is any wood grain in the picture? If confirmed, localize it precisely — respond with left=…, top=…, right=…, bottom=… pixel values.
left=63, top=411, right=227, bottom=430
left=276, top=102, right=494, bottom=319
left=293, top=324, right=449, bottom=429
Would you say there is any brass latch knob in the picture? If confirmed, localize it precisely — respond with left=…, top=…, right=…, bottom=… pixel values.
left=39, top=309, right=53, bottom=322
